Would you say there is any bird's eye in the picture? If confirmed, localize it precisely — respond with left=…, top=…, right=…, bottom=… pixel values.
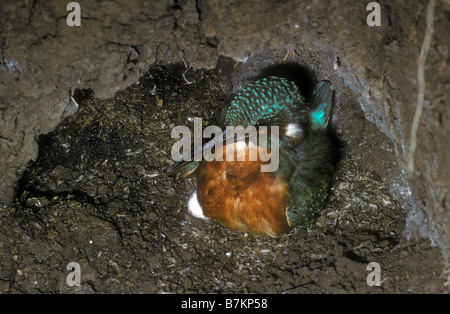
left=254, top=121, right=266, bottom=128
left=254, top=116, right=280, bottom=127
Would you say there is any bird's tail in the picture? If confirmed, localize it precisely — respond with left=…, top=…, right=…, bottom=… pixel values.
left=310, top=81, right=333, bottom=130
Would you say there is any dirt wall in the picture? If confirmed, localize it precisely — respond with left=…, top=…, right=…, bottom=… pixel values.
left=0, top=0, right=449, bottom=290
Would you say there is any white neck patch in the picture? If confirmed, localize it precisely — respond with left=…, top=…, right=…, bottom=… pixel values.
left=285, top=123, right=302, bottom=139
left=187, top=191, right=208, bottom=220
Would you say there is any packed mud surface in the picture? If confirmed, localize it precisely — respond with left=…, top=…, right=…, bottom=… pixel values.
left=0, top=57, right=446, bottom=293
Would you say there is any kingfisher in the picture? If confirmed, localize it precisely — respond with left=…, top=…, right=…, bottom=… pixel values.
left=169, top=76, right=335, bottom=237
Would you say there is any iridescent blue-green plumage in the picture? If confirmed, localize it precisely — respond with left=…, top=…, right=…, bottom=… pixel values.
left=221, top=76, right=335, bottom=228
left=224, top=77, right=308, bottom=127
left=310, top=80, right=333, bottom=130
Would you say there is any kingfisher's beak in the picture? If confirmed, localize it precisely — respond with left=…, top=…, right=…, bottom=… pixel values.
left=167, top=128, right=226, bottom=172
left=168, top=128, right=259, bottom=172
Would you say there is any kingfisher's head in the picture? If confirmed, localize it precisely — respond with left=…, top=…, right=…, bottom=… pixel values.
left=169, top=76, right=332, bottom=173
